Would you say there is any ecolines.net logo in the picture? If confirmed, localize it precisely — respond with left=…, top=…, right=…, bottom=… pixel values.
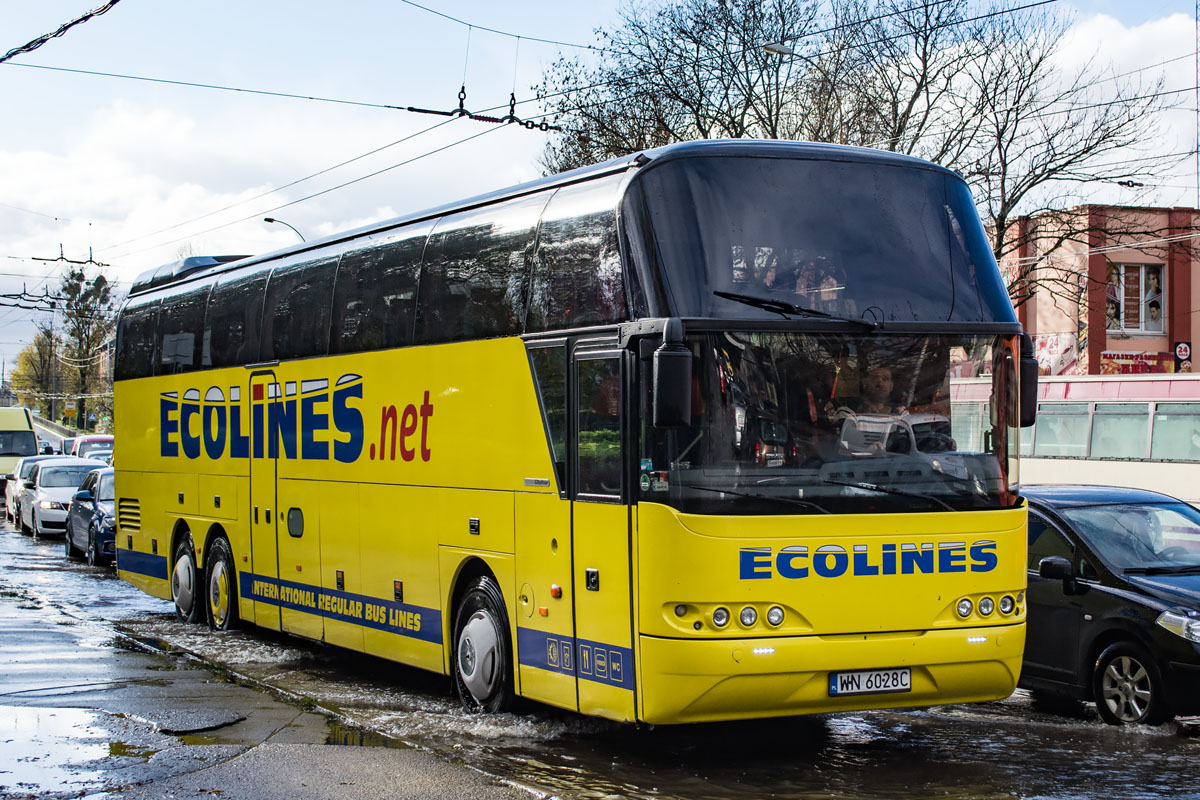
left=158, top=374, right=433, bottom=464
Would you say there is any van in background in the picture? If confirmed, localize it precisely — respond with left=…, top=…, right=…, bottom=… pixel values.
left=0, top=408, right=39, bottom=511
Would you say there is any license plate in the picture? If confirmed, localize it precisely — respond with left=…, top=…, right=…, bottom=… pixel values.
left=828, top=667, right=912, bottom=696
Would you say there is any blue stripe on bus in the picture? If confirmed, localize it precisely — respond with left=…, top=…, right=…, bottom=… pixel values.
left=116, top=548, right=169, bottom=581
left=517, top=627, right=634, bottom=691
left=238, top=572, right=442, bottom=644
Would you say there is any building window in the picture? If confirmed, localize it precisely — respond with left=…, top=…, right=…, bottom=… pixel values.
left=1106, top=263, right=1164, bottom=333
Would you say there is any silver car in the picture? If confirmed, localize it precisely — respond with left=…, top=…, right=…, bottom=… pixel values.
left=19, top=457, right=106, bottom=539
left=5, top=454, right=63, bottom=524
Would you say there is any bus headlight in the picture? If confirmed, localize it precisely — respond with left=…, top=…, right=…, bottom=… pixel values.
left=1156, top=609, right=1200, bottom=643
left=956, top=598, right=973, bottom=618
left=712, top=607, right=730, bottom=628
left=766, top=606, right=785, bottom=626
left=978, top=597, right=995, bottom=616
left=999, top=595, right=1015, bottom=615
left=740, top=607, right=758, bottom=626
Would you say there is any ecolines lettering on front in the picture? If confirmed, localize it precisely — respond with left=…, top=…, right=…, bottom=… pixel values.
left=159, top=374, right=375, bottom=463
left=739, top=540, right=998, bottom=579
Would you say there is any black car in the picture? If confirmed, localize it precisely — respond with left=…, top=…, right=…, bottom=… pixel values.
left=1022, top=485, right=1200, bottom=725
left=64, top=467, right=115, bottom=567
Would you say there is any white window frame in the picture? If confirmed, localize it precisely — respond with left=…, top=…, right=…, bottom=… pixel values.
left=1112, top=263, right=1165, bottom=335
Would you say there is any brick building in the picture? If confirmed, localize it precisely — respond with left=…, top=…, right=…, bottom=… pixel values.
left=1006, top=205, right=1199, bottom=375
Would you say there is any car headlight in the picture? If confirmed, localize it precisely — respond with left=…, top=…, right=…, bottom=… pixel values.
left=1156, top=609, right=1200, bottom=644
left=39, top=500, right=64, bottom=510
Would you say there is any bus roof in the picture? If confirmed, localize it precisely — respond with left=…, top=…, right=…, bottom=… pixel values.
left=127, top=139, right=964, bottom=299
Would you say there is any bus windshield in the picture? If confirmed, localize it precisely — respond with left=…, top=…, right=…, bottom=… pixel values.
left=639, top=332, right=1018, bottom=514
left=634, top=155, right=1014, bottom=323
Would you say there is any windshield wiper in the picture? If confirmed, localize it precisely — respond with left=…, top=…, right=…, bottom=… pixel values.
left=1124, top=564, right=1200, bottom=576
left=683, top=484, right=831, bottom=514
left=821, top=478, right=955, bottom=511
left=713, top=291, right=877, bottom=328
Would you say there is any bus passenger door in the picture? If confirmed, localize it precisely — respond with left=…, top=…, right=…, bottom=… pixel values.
left=571, top=350, right=636, bottom=722
left=248, top=372, right=281, bottom=631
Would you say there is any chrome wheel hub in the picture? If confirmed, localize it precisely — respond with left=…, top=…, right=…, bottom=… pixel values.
left=209, top=559, right=230, bottom=627
left=457, top=610, right=500, bottom=703
left=172, top=551, right=195, bottom=615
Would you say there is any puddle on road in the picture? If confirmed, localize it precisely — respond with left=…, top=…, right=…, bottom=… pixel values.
left=0, top=706, right=106, bottom=796
left=325, top=719, right=415, bottom=750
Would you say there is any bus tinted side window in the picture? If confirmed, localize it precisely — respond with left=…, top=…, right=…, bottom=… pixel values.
left=114, top=299, right=160, bottom=380
left=415, top=192, right=551, bottom=344
left=158, top=284, right=211, bottom=373
left=261, top=256, right=338, bottom=361
left=527, top=177, right=627, bottom=332
left=205, top=272, right=267, bottom=368
left=331, top=224, right=430, bottom=355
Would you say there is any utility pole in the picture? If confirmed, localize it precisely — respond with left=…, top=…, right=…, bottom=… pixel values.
left=48, top=306, right=56, bottom=423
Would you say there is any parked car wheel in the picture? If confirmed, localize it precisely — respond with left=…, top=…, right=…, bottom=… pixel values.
left=18, top=505, right=30, bottom=535
left=31, top=510, right=40, bottom=540
left=205, top=537, right=238, bottom=631
left=1092, top=641, right=1172, bottom=725
left=86, top=525, right=108, bottom=567
left=452, top=574, right=513, bottom=713
left=171, top=534, right=203, bottom=624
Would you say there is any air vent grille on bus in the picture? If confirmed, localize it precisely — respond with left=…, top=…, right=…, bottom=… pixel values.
left=118, top=499, right=141, bottom=531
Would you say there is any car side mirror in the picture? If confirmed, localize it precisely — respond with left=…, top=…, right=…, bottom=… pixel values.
left=1038, top=555, right=1073, bottom=580
left=73, top=489, right=92, bottom=502
left=23, top=480, right=34, bottom=489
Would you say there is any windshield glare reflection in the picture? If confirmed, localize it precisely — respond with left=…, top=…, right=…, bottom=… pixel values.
left=640, top=332, right=1015, bottom=514
left=1061, top=504, right=1200, bottom=571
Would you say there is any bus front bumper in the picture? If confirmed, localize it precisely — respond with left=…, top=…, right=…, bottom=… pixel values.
left=638, top=622, right=1025, bottom=724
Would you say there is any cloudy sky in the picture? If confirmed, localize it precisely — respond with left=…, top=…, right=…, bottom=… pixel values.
left=0, top=0, right=1195, bottom=373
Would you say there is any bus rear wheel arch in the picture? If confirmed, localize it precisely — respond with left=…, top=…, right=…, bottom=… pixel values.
left=452, top=572, right=514, bottom=713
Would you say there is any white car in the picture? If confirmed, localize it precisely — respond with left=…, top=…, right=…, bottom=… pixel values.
left=18, top=457, right=106, bottom=539
left=5, top=454, right=64, bottom=524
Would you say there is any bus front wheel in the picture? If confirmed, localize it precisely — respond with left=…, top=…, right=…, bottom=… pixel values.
left=452, top=574, right=513, bottom=713
left=206, top=537, right=239, bottom=632
left=171, top=534, right=203, bottom=624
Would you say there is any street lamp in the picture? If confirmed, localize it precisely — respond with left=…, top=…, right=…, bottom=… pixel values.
left=264, top=217, right=306, bottom=242
left=762, top=42, right=796, bottom=55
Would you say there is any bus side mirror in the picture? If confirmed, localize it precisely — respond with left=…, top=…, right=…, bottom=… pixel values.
left=1019, top=332, right=1038, bottom=428
left=653, top=318, right=691, bottom=428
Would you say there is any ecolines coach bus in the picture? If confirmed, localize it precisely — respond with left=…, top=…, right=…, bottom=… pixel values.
left=114, top=140, right=1036, bottom=724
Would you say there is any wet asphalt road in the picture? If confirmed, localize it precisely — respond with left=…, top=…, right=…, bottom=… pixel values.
left=2, top=513, right=1200, bottom=800
left=0, top=525, right=534, bottom=800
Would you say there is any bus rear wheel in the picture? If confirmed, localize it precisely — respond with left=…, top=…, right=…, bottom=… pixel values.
left=452, top=574, right=513, bottom=713
left=206, top=537, right=238, bottom=632
left=171, top=534, right=203, bottom=624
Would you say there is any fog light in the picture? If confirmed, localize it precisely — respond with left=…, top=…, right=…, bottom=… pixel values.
left=766, top=606, right=785, bottom=626
left=712, top=607, right=730, bottom=627
left=978, top=597, right=994, bottom=616
left=956, top=598, right=973, bottom=618
left=999, top=595, right=1015, bottom=614
left=740, top=607, right=758, bottom=626
left=674, top=604, right=687, bottom=617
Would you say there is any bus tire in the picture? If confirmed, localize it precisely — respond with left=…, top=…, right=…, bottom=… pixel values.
left=171, top=534, right=203, bottom=624
left=205, top=537, right=239, bottom=632
left=452, top=574, right=514, bottom=713
left=1092, top=641, right=1172, bottom=725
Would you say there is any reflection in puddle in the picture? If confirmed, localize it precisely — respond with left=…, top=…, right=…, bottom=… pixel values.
left=0, top=706, right=106, bottom=795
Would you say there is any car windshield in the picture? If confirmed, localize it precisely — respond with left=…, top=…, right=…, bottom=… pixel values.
left=98, top=474, right=115, bottom=502
left=1059, top=503, right=1200, bottom=570
left=19, top=460, right=41, bottom=479
left=78, top=441, right=112, bottom=457
left=40, top=466, right=98, bottom=488
left=638, top=331, right=1020, bottom=514
left=0, top=431, right=37, bottom=457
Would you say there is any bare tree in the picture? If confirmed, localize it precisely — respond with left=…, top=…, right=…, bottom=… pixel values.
left=537, top=0, right=1186, bottom=309
left=58, top=267, right=115, bottom=431
left=11, top=322, right=63, bottom=415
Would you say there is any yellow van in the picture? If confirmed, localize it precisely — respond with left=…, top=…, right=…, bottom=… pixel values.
left=0, top=407, right=39, bottom=511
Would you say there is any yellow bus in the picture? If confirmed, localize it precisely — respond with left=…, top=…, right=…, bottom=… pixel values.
left=114, top=140, right=1037, bottom=724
